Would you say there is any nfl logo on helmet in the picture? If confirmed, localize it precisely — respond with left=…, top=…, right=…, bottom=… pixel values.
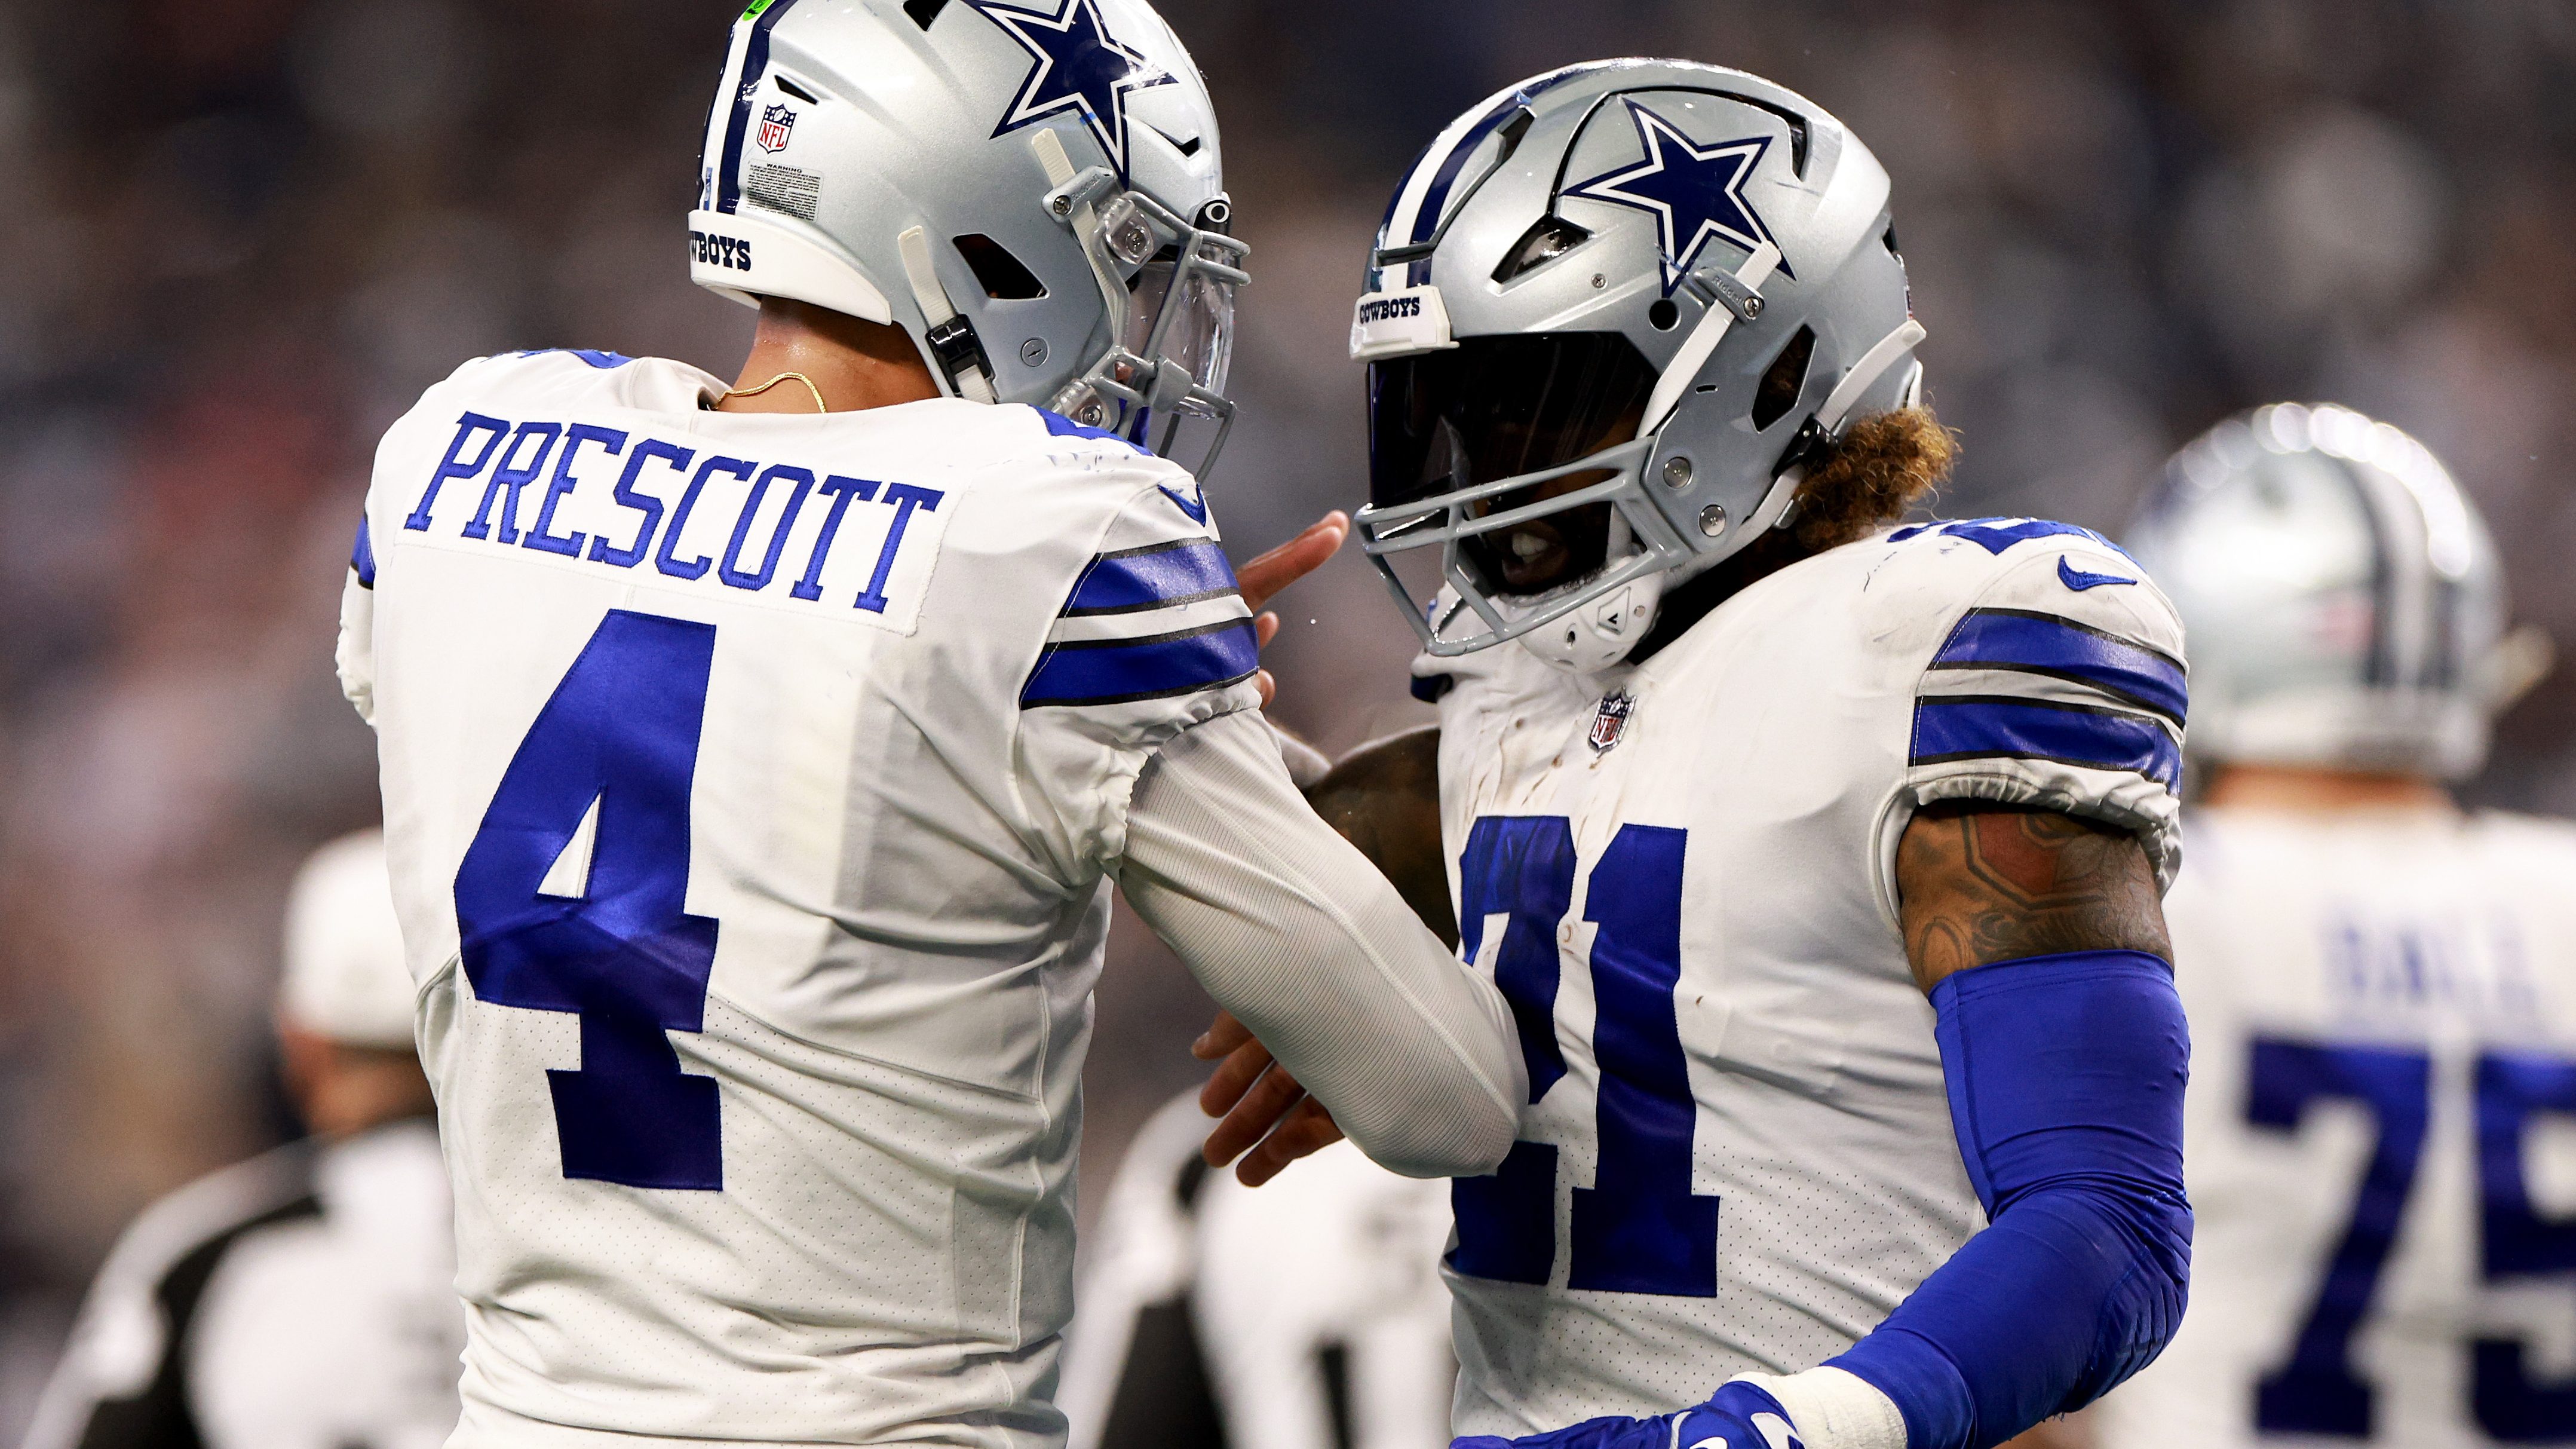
left=756, top=103, right=796, bottom=154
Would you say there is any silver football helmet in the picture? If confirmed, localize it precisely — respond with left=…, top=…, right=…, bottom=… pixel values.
left=689, top=0, right=1248, bottom=469
left=1349, top=60, right=1926, bottom=672
left=2125, top=403, right=2545, bottom=781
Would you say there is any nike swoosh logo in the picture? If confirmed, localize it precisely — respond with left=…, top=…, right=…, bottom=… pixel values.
left=1160, top=483, right=1210, bottom=525
left=2058, top=556, right=2136, bottom=592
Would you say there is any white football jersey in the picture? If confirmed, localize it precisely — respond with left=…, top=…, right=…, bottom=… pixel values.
left=2095, top=806, right=2576, bottom=1449
left=342, top=349, right=1259, bottom=1448
left=1421, top=520, right=2188, bottom=1438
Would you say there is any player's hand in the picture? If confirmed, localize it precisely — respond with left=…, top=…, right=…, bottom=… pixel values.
left=1452, top=1380, right=1807, bottom=1449
left=1234, top=512, right=1347, bottom=709
left=1193, top=1009, right=1346, bottom=1185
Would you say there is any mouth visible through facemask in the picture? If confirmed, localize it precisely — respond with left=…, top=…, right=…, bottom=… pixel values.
left=1470, top=491, right=1614, bottom=596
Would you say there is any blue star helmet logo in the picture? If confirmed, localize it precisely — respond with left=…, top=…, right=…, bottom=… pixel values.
left=1566, top=98, right=1790, bottom=295
left=966, top=0, right=1176, bottom=183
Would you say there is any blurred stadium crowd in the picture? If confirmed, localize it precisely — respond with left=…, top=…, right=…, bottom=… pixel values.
left=2, top=0, right=2573, bottom=1432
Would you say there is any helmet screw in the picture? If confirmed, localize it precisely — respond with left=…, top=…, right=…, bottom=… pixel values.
left=1078, top=402, right=1105, bottom=425
left=1698, top=504, right=1729, bottom=538
left=1051, top=197, right=1074, bottom=218
left=1741, top=295, right=1764, bottom=318
left=1020, top=338, right=1048, bottom=366
left=1592, top=273, right=1607, bottom=289
left=1663, top=456, right=1694, bottom=489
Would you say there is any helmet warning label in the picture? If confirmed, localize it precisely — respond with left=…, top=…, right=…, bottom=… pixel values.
left=745, top=165, right=821, bottom=223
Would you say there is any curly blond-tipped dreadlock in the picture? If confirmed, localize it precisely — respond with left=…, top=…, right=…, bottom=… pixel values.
left=1782, top=406, right=1960, bottom=552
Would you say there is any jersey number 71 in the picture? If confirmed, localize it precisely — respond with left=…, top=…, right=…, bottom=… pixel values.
left=1448, top=816, right=1718, bottom=1297
left=454, top=609, right=726, bottom=1191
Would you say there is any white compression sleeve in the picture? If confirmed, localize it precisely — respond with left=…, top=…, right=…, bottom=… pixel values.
left=1118, top=709, right=1525, bottom=1179
left=337, top=569, right=378, bottom=727
left=1732, top=1368, right=1909, bottom=1449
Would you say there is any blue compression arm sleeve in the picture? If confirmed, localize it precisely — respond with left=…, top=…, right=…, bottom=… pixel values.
left=1826, top=949, right=2192, bottom=1449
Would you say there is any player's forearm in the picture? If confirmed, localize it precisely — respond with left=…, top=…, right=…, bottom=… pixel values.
left=1825, top=951, right=2191, bottom=1449
left=1121, top=711, right=1522, bottom=1178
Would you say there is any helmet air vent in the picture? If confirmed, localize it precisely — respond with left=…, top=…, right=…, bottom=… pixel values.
left=1492, top=216, right=1592, bottom=285
left=774, top=74, right=821, bottom=105
left=904, top=0, right=950, bottom=30
left=953, top=234, right=1048, bottom=300
left=1751, top=326, right=1816, bottom=431
left=1707, top=91, right=1810, bottom=177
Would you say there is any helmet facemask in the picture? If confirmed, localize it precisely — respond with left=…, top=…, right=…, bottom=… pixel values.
left=1036, top=132, right=1249, bottom=474
left=1363, top=332, right=1687, bottom=664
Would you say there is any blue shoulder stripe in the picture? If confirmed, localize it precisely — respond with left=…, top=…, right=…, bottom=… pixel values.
left=1064, top=539, right=1238, bottom=617
left=1020, top=619, right=1259, bottom=709
left=1912, top=696, right=2182, bottom=789
left=1930, top=609, right=2186, bottom=725
left=352, top=516, right=376, bottom=589
left=1890, top=517, right=2138, bottom=562
left=514, top=348, right=633, bottom=369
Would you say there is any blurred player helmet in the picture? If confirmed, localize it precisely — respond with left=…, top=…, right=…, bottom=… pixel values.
left=278, top=829, right=415, bottom=1050
left=1350, top=60, right=1925, bottom=671
left=690, top=0, right=1247, bottom=469
left=2126, top=403, right=2544, bottom=781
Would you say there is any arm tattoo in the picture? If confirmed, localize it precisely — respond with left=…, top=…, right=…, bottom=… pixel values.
left=1897, top=802, right=2170, bottom=992
left=1305, top=726, right=1455, bottom=948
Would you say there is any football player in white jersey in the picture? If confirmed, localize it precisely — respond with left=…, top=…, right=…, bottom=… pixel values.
left=2080, top=405, right=2572, bottom=1449
left=336, top=4, right=1528, bottom=1446
left=1195, top=63, right=2194, bottom=1449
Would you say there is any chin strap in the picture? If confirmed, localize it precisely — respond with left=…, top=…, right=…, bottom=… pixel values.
left=897, top=226, right=998, bottom=405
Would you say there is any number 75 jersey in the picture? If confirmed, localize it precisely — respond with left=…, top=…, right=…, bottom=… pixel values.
left=340, top=350, right=1260, bottom=1447
left=2095, top=807, right=2576, bottom=1449
left=1418, top=520, right=2188, bottom=1439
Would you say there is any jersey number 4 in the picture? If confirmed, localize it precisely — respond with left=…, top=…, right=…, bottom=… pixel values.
left=2250, top=1037, right=2576, bottom=1438
left=1448, top=816, right=1718, bottom=1297
left=455, top=609, right=725, bottom=1191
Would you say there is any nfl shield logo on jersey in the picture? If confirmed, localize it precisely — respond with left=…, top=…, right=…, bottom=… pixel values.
left=1588, top=692, right=1636, bottom=753
left=756, top=103, right=796, bottom=154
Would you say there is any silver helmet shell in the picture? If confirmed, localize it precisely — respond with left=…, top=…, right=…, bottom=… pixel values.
left=690, top=0, right=1247, bottom=465
left=2124, top=403, right=2511, bottom=781
left=1349, top=60, right=1925, bottom=672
